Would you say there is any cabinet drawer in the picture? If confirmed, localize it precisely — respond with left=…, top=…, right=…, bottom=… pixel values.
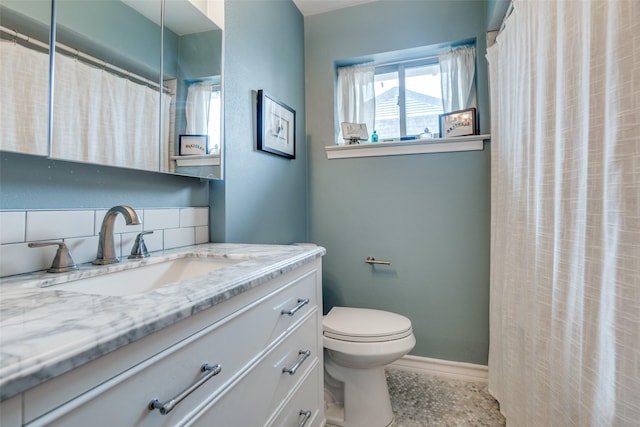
left=266, top=363, right=323, bottom=427
left=27, top=270, right=319, bottom=427
left=187, top=313, right=320, bottom=427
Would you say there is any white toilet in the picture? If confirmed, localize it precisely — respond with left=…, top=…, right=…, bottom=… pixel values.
left=323, top=306, right=416, bottom=427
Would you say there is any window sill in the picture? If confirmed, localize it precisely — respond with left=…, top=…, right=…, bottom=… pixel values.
left=172, top=154, right=220, bottom=167
left=324, top=134, right=490, bottom=159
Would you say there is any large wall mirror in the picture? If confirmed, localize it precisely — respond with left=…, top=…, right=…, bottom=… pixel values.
left=0, top=0, right=223, bottom=180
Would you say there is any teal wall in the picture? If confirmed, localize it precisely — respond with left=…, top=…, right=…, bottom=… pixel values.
left=486, top=0, right=511, bottom=30
left=211, top=0, right=307, bottom=244
left=305, top=1, right=491, bottom=364
left=0, top=152, right=208, bottom=209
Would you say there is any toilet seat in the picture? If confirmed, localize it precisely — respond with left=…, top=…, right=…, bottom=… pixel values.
left=323, top=307, right=413, bottom=342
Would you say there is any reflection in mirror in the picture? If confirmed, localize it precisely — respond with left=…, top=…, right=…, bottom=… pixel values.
left=1, top=0, right=223, bottom=180
left=52, top=0, right=164, bottom=172
left=162, top=0, right=223, bottom=179
left=0, top=0, right=51, bottom=157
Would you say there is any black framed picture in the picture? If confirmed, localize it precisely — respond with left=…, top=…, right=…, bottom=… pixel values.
left=257, top=90, right=295, bottom=159
left=179, top=134, right=208, bottom=155
left=439, top=108, right=477, bottom=138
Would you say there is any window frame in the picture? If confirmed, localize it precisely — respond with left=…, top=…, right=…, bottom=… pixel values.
left=374, top=57, right=441, bottom=138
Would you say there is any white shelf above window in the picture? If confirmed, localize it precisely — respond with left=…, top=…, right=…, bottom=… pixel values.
left=324, top=134, right=490, bottom=159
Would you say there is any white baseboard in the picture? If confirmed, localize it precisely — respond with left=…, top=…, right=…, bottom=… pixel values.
left=388, top=355, right=488, bottom=382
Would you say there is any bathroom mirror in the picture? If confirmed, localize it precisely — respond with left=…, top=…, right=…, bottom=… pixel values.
left=1, top=0, right=223, bottom=180
left=53, top=0, right=224, bottom=179
left=53, top=0, right=164, bottom=172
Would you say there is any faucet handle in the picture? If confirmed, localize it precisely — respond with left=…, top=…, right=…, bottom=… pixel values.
left=128, top=231, right=153, bottom=259
left=28, top=241, right=78, bottom=273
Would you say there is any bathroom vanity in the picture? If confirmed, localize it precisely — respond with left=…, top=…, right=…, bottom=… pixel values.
left=0, top=244, right=325, bottom=426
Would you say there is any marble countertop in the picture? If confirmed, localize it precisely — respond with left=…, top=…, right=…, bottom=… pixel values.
left=0, top=243, right=325, bottom=401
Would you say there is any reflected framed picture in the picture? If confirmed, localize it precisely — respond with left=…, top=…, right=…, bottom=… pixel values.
left=439, top=108, right=477, bottom=138
left=257, top=90, right=295, bottom=159
left=179, top=134, right=208, bottom=155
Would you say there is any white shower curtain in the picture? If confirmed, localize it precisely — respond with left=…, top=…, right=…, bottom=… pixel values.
left=439, top=45, right=476, bottom=113
left=52, top=52, right=169, bottom=172
left=0, top=40, right=49, bottom=156
left=487, top=1, right=639, bottom=426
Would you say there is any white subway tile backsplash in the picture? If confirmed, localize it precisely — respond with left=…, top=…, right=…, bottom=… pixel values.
left=141, top=230, right=163, bottom=253
left=1, top=207, right=208, bottom=277
left=195, top=226, right=209, bottom=244
left=180, top=208, right=209, bottom=227
left=0, top=211, right=26, bottom=244
left=27, top=210, right=94, bottom=241
left=0, top=242, right=54, bottom=277
left=164, top=228, right=195, bottom=250
left=65, top=236, right=100, bottom=265
left=143, top=209, right=180, bottom=231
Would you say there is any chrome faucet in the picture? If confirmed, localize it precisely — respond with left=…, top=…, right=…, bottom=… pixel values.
left=93, top=205, right=141, bottom=265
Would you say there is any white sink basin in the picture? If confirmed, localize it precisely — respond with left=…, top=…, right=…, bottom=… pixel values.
left=48, top=256, right=241, bottom=296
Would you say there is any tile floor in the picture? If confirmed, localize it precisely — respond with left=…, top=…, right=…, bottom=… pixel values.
left=327, top=368, right=505, bottom=427
left=385, top=368, right=505, bottom=427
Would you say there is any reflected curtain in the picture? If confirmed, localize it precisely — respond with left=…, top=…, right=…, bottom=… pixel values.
left=487, top=0, right=639, bottom=426
left=51, top=52, right=170, bottom=172
left=439, top=45, right=476, bottom=113
left=336, top=63, right=375, bottom=142
left=0, top=40, right=49, bottom=156
left=185, top=82, right=221, bottom=154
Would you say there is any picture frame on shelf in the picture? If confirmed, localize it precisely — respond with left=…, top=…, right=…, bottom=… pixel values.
left=341, top=122, right=369, bottom=144
left=257, top=90, right=296, bottom=159
left=439, top=108, right=477, bottom=138
left=179, top=134, right=208, bottom=155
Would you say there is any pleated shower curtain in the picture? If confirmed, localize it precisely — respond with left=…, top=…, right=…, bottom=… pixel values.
left=487, top=1, right=639, bottom=426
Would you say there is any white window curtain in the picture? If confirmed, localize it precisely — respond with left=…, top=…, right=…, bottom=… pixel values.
left=439, top=45, right=476, bottom=113
left=185, top=82, right=215, bottom=135
left=487, top=0, right=639, bottom=426
left=336, top=63, right=375, bottom=142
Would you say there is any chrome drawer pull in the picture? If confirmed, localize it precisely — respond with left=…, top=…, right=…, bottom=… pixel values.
left=282, top=350, right=311, bottom=375
left=298, top=410, right=312, bottom=427
left=149, top=363, right=222, bottom=415
left=281, top=298, right=309, bottom=316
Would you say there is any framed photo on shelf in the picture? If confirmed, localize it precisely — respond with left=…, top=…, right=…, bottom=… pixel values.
left=439, top=108, right=477, bottom=138
left=341, top=122, right=369, bottom=144
left=257, top=90, right=296, bottom=159
left=179, top=134, right=208, bottom=155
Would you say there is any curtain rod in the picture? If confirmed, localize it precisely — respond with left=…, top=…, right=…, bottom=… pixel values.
left=0, top=25, right=169, bottom=93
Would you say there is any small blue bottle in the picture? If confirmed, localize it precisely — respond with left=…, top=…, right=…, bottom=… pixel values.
left=371, top=130, right=378, bottom=143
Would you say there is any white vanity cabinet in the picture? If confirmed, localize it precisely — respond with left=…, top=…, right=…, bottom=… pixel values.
left=14, top=258, right=324, bottom=427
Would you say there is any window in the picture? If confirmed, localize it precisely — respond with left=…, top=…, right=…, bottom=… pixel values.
left=335, top=45, right=477, bottom=146
left=374, top=59, right=443, bottom=140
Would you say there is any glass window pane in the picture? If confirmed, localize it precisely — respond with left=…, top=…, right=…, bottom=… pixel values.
left=374, top=71, right=400, bottom=140
left=405, top=63, right=443, bottom=136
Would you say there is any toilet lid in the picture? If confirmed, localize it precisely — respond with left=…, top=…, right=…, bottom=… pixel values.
left=323, top=307, right=413, bottom=342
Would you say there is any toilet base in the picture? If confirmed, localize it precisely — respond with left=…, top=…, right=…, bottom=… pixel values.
left=324, top=356, right=395, bottom=427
